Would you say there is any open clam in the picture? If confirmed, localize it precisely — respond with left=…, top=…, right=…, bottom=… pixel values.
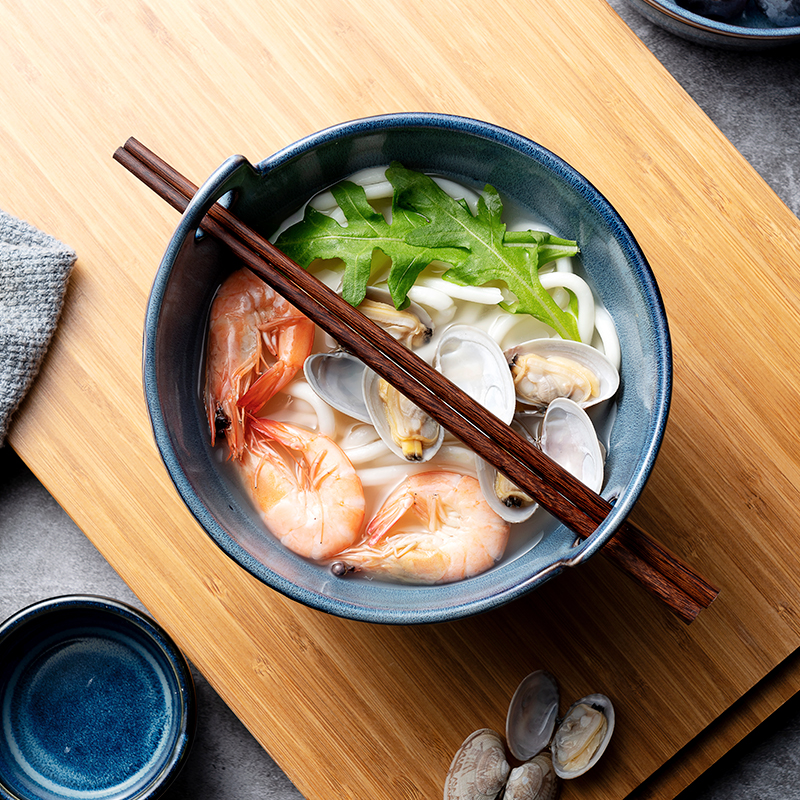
left=477, top=397, right=604, bottom=523
left=506, top=671, right=561, bottom=762
left=432, top=324, right=528, bottom=521
left=540, top=397, right=604, bottom=493
left=505, top=670, right=614, bottom=781
left=433, top=324, right=516, bottom=423
left=504, top=338, right=619, bottom=412
left=475, top=420, right=540, bottom=524
left=551, top=694, right=614, bottom=779
left=363, top=367, right=444, bottom=462
left=303, top=288, right=434, bottom=424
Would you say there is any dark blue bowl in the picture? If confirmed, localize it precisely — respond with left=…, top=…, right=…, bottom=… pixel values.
left=624, top=0, right=800, bottom=48
left=143, top=113, right=672, bottom=624
left=0, top=596, right=195, bottom=800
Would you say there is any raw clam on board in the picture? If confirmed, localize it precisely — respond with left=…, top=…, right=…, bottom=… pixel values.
left=444, top=670, right=614, bottom=799
left=504, top=755, right=559, bottom=800
left=443, top=729, right=510, bottom=800
left=506, top=670, right=614, bottom=779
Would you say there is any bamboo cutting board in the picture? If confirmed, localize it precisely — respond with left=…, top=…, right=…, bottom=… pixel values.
left=3, top=0, right=800, bottom=797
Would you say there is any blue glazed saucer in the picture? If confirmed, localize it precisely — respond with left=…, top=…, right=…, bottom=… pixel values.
left=624, top=0, right=800, bottom=48
left=0, top=596, right=196, bottom=800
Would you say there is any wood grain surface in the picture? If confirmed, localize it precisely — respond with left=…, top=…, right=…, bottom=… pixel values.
left=2, top=1, right=800, bottom=798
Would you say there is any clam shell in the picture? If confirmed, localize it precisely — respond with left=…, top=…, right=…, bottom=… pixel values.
left=505, top=670, right=560, bottom=762
left=302, top=289, right=434, bottom=425
left=540, top=398, right=604, bottom=493
left=504, top=338, right=619, bottom=411
left=303, top=350, right=371, bottom=422
left=504, top=755, right=560, bottom=800
left=551, top=694, right=614, bottom=779
left=434, top=324, right=516, bottom=423
left=444, top=728, right=510, bottom=800
left=434, top=324, right=525, bottom=522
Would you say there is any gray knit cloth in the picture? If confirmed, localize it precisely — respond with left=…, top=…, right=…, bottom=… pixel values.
left=0, top=210, right=76, bottom=445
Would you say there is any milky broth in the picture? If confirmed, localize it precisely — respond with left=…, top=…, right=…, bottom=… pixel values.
left=211, top=168, right=621, bottom=578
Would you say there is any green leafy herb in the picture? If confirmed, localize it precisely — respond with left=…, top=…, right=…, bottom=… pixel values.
left=274, top=180, right=464, bottom=308
left=274, top=162, right=581, bottom=340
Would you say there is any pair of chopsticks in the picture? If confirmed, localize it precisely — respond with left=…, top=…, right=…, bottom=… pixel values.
left=114, top=138, right=718, bottom=622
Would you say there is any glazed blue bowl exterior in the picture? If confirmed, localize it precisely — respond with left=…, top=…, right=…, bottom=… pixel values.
left=0, top=596, right=195, bottom=800
left=143, top=113, right=672, bottom=624
left=624, top=0, right=800, bottom=48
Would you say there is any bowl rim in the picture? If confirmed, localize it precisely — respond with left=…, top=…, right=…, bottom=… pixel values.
left=144, top=112, right=673, bottom=623
left=632, top=0, right=800, bottom=38
left=0, top=594, right=196, bottom=800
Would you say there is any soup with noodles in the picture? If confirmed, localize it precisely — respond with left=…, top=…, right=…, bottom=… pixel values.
left=203, top=166, right=621, bottom=585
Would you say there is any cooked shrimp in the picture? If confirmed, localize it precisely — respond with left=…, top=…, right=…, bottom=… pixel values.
left=204, top=267, right=315, bottom=457
left=239, top=417, right=365, bottom=560
left=332, top=471, right=510, bottom=584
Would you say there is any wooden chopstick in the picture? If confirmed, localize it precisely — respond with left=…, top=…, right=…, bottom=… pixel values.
left=115, top=138, right=719, bottom=622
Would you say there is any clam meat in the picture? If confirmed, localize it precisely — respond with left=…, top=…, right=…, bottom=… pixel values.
left=444, top=728, right=510, bottom=800
left=358, top=287, right=433, bottom=350
left=358, top=296, right=432, bottom=349
left=476, top=420, right=540, bottom=524
left=363, top=368, right=444, bottom=462
left=551, top=694, right=614, bottom=779
left=505, top=338, right=619, bottom=412
left=493, top=471, right=535, bottom=511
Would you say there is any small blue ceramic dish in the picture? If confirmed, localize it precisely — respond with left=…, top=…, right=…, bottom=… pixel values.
left=623, top=0, right=800, bottom=48
left=0, top=596, right=195, bottom=800
left=143, top=112, right=672, bottom=624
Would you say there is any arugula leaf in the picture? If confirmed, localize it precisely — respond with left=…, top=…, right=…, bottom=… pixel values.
left=504, top=229, right=585, bottom=269
left=387, top=164, right=581, bottom=340
left=274, top=180, right=465, bottom=308
left=275, top=163, right=581, bottom=341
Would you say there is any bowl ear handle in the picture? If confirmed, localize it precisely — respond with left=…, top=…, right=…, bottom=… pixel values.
left=173, top=155, right=259, bottom=243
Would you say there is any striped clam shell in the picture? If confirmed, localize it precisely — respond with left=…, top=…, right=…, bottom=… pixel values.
left=504, top=754, right=560, bottom=800
left=443, top=729, right=510, bottom=800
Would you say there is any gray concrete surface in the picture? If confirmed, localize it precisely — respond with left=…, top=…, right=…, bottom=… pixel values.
left=1, top=6, right=799, bottom=797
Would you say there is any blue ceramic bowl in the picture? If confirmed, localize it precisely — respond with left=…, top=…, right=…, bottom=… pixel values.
left=143, top=113, right=672, bottom=624
left=0, top=596, right=195, bottom=800
left=624, top=0, right=800, bottom=48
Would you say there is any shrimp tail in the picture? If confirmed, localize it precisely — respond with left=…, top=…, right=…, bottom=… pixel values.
left=366, top=487, right=415, bottom=545
left=237, top=362, right=287, bottom=413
